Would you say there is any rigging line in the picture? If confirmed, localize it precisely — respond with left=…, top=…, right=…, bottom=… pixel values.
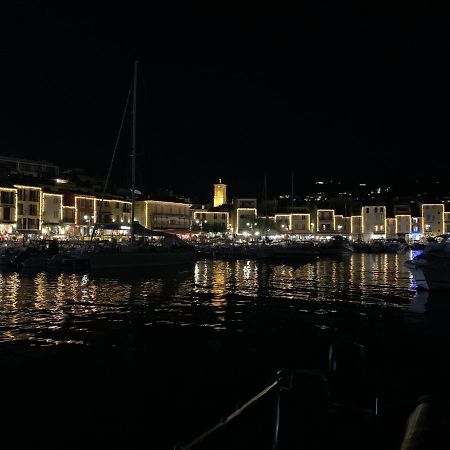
left=88, top=81, right=133, bottom=248
left=178, top=380, right=279, bottom=450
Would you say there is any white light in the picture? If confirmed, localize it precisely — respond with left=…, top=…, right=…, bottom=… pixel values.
left=255, top=231, right=260, bottom=236
left=84, top=215, right=89, bottom=220
left=120, top=226, right=131, bottom=230
left=246, top=222, right=250, bottom=226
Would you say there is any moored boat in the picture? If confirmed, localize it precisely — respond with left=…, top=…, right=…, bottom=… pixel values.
left=318, top=235, right=353, bottom=256
left=404, top=235, right=450, bottom=290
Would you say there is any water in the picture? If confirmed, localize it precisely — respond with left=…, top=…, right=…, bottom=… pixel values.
left=0, top=252, right=449, bottom=449
left=0, top=253, right=417, bottom=344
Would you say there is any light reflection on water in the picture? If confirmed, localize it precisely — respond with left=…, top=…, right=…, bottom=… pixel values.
left=0, top=253, right=418, bottom=345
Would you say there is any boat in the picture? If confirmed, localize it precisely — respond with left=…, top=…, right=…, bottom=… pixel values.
left=271, top=241, right=320, bottom=259
left=318, top=235, right=353, bottom=256
left=404, top=234, right=450, bottom=290
left=176, top=342, right=434, bottom=450
left=81, top=61, right=196, bottom=271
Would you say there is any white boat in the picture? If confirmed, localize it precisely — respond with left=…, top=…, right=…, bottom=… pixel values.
left=404, top=235, right=450, bottom=290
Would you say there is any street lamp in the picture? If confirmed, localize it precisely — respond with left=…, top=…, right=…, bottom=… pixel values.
left=195, top=219, right=207, bottom=232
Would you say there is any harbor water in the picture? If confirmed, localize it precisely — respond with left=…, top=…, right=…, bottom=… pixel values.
left=1, top=252, right=449, bottom=449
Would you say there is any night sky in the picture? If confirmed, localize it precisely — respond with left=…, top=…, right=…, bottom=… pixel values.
left=2, top=3, right=450, bottom=201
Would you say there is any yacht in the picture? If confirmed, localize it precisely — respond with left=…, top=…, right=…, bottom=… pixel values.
left=82, top=61, right=196, bottom=272
left=404, top=235, right=450, bottom=290
left=318, top=235, right=353, bottom=256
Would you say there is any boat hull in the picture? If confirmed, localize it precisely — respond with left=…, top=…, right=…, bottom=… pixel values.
left=405, top=258, right=450, bottom=290
left=87, top=249, right=197, bottom=271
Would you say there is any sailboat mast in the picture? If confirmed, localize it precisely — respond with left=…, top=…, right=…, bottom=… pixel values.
left=131, top=60, right=138, bottom=243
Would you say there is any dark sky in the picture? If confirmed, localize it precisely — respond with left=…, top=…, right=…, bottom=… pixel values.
left=1, top=2, right=450, bottom=201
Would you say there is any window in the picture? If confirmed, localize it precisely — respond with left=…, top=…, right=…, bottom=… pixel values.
left=425, top=224, right=431, bottom=231
left=222, top=214, right=226, bottom=220
left=374, top=207, right=378, bottom=213
left=0, top=192, right=14, bottom=204
left=29, top=190, right=39, bottom=202
left=54, top=211, right=59, bottom=219
left=18, top=203, right=24, bottom=215
left=29, top=204, right=37, bottom=215
left=18, top=189, right=26, bottom=201
left=54, top=197, right=59, bottom=204
left=3, top=207, right=10, bottom=221
left=116, top=202, right=120, bottom=209
left=366, top=207, right=369, bottom=213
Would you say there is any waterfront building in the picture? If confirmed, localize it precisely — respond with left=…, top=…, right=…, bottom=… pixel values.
left=232, top=198, right=257, bottom=234
left=395, top=215, right=412, bottom=236
left=15, top=185, right=42, bottom=234
left=361, top=206, right=386, bottom=240
left=135, top=200, right=191, bottom=230
left=421, top=203, right=445, bottom=236
left=445, top=212, right=450, bottom=233
left=334, top=215, right=345, bottom=234
left=41, top=192, right=63, bottom=236
left=96, top=199, right=132, bottom=225
left=386, top=218, right=397, bottom=239
left=213, top=179, right=227, bottom=208
left=0, top=155, right=59, bottom=177
left=192, top=210, right=230, bottom=232
left=274, top=214, right=290, bottom=232
left=0, top=187, right=17, bottom=235
left=290, top=213, right=311, bottom=234
left=351, top=215, right=362, bottom=239
left=74, top=195, right=96, bottom=237
left=317, top=209, right=335, bottom=234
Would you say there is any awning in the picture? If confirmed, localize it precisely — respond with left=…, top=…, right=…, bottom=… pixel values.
left=96, top=221, right=170, bottom=237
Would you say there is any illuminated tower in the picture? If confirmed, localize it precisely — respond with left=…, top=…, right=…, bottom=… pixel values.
left=213, top=179, right=227, bottom=207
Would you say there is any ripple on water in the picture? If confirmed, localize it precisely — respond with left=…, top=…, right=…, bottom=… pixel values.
left=0, top=253, right=417, bottom=345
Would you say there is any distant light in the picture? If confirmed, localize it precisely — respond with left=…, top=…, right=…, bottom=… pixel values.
left=255, top=231, right=260, bottom=236
left=246, top=222, right=250, bottom=226
left=120, top=226, right=131, bottom=230
left=83, top=215, right=89, bottom=220
left=55, top=178, right=68, bottom=184
left=359, top=183, right=366, bottom=186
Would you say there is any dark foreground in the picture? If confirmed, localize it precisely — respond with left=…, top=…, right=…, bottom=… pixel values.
left=0, top=255, right=449, bottom=449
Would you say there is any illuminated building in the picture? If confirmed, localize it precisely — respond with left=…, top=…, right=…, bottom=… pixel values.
left=0, top=187, right=17, bottom=235
left=192, top=210, right=229, bottom=232
left=445, top=212, right=450, bottom=233
left=14, top=185, right=42, bottom=233
left=317, top=209, right=335, bottom=233
left=385, top=218, right=397, bottom=238
left=361, top=206, right=385, bottom=240
left=395, top=215, right=412, bottom=236
left=232, top=198, right=257, bottom=234
left=41, top=193, right=63, bottom=236
left=290, top=214, right=311, bottom=234
left=135, top=200, right=191, bottom=230
left=213, top=179, right=227, bottom=208
left=421, top=204, right=445, bottom=236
